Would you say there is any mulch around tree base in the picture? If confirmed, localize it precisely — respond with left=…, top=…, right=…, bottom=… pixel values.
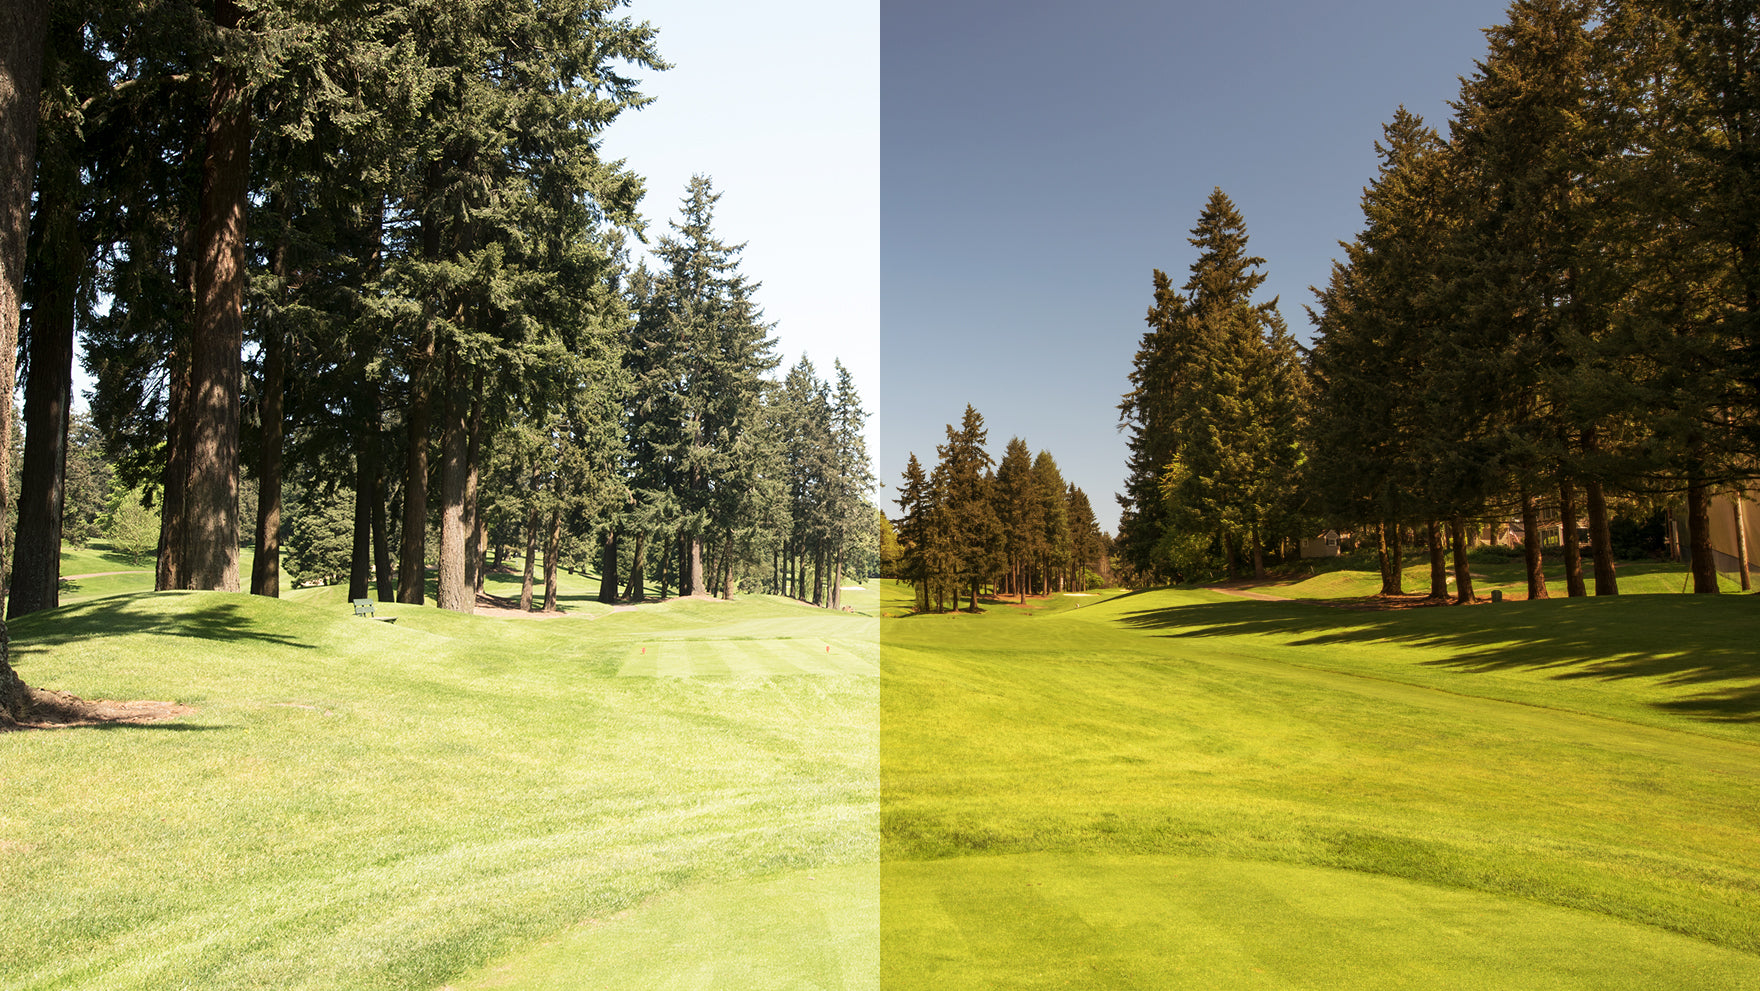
left=3, top=688, right=194, bottom=731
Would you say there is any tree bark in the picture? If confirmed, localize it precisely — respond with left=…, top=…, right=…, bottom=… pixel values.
left=463, top=368, right=484, bottom=595
left=687, top=532, right=706, bottom=596
left=1735, top=488, right=1751, bottom=593
left=184, top=0, right=250, bottom=592
left=371, top=451, right=392, bottom=600
left=1581, top=431, right=1618, bottom=595
left=436, top=354, right=472, bottom=612
left=1687, top=469, right=1719, bottom=594
left=157, top=341, right=191, bottom=591
left=250, top=257, right=285, bottom=598
left=600, top=528, right=618, bottom=603
left=8, top=131, right=78, bottom=618
left=1557, top=470, right=1585, bottom=597
left=1450, top=514, right=1475, bottom=605
left=1519, top=485, right=1548, bottom=600
left=832, top=543, right=844, bottom=610
left=0, top=0, right=49, bottom=722
left=1377, top=520, right=1403, bottom=596
left=348, top=451, right=372, bottom=602
left=398, top=195, right=440, bottom=604
left=1426, top=519, right=1448, bottom=598
left=623, top=530, right=645, bottom=602
left=519, top=501, right=539, bottom=611
left=542, top=507, right=561, bottom=612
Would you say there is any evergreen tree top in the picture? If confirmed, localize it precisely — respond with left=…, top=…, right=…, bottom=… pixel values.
left=1183, top=187, right=1269, bottom=311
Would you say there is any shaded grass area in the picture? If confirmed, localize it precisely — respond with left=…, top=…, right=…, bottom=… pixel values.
left=2, top=590, right=877, bottom=990
left=880, top=580, right=1760, bottom=986
left=1270, top=549, right=1746, bottom=600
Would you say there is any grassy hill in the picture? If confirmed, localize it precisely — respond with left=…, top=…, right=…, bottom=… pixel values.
left=1, top=585, right=877, bottom=990
left=881, top=579, right=1760, bottom=988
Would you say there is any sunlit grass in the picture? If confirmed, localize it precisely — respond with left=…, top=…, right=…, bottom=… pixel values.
left=1, top=588, right=877, bottom=990
left=880, top=579, right=1760, bottom=987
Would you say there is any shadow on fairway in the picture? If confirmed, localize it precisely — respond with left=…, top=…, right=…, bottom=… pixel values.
left=9, top=594, right=317, bottom=653
left=1117, top=595, right=1760, bottom=723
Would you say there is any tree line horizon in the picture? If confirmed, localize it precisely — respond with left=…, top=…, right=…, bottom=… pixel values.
left=1118, top=0, right=1760, bottom=600
left=890, top=405, right=1110, bottom=613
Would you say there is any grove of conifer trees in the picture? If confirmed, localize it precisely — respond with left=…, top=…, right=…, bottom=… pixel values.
left=1119, top=0, right=1760, bottom=598
left=892, top=405, right=1109, bottom=613
left=0, top=1, right=874, bottom=722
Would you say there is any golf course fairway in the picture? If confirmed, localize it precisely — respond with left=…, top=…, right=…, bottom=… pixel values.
left=880, top=582, right=1760, bottom=988
left=0, top=585, right=877, bottom=990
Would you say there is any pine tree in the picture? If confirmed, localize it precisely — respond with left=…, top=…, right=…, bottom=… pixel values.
left=935, top=405, right=1003, bottom=611
left=993, top=436, right=1039, bottom=601
left=1123, top=189, right=1303, bottom=582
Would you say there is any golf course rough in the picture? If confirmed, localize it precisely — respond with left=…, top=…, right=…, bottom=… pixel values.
left=878, top=580, right=1760, bottom=989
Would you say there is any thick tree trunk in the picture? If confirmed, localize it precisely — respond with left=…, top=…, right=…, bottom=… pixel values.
left=518, top=502, right=539, bottom=611
left=623, top=530, right=646, bottom=602
left=1224, top=530, right=1240, bottom=582
left=687, top=533, right=706, bottom=596
left=1377, top=520, right=1398, bottom=596
left=600, top=529, right=618, bottom=603
left=1426, top=519, right=1449, bottom=599
left=184, top=0, right=250, bottom=592
left=1519, top=485, right=1548, bottom=600
left=1687, top=469, right=1719, bottom=594
left=1450, top=514, right=1475, bottom=605
left=1557, top=471, right=1585, bottom=597
left=542, top=507, right=561, bottom=612
left=9, top=137, right=78, bottom=618
left=1251, top=531, right=1266, bottom=581
left=832, top=544, right=844, bottom=610
left=1583, top=477, right=1617, bottom=595
left=436, top=355, right=472, bottom=613
left=0, top=0, right=49, bottom=722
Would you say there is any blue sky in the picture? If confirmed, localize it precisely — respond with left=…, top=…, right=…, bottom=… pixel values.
left=614, top=0, right=880, bottom=464
left=881, top=0, right=1514, bottom=530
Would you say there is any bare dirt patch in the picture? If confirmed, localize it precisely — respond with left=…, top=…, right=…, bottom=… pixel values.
left=472, top=591, right=574, bottom=619
left=6, top=688, right=194, bottom=731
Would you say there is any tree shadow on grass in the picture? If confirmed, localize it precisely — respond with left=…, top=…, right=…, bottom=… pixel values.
left=9, top=593, right=318, bottom=654
left=1115, top=595, right=1760, bottom=724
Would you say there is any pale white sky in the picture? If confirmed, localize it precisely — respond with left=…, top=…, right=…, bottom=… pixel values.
left=614, top=0, right=881, bottom=475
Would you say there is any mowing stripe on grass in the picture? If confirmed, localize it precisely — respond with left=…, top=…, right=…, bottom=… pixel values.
left=448, top=863, right=878, bottom=990
left=883, top=854, right=1760, bottom=990
left=619, top=640, right=877, bottom=677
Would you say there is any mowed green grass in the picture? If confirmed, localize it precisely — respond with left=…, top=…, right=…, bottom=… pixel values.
left=1270, top=550, right=1746, bottom=601
left=0, top=587, right=877, bottom=990
left=880, top=579, right=1760, bottom=988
